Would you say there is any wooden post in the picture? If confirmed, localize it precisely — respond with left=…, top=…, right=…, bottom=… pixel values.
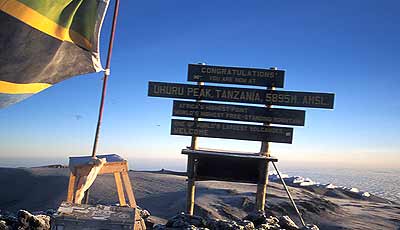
left=186, top=80, right=204, bottom=215
left=121, top=171, right=137, bottom=208
left=91, top=0, right=120, bottom=159
left=85, top=0, right=121, bottom=204
left=255, top=67, right=277, bottom=211
left=67, top=173, right=76, bottom=202
left=114, top=172, right=127, bottom=206
left=186, top=156, right=196, bottom=215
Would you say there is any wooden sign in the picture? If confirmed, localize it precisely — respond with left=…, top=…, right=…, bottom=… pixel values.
left=171, top=119, right=293, bottom=143
left=148, top=81, right=335, bottom=109
left=187, top=64, right=285, bottom=88
left=183, top=149, right=272, bottom=184
left=172, top=100, right=305, bottom=126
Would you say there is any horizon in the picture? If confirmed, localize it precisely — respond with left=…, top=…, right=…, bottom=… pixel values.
left=1, top=0, right=399, bottom=169
left=1, top=154, right=399, bottom=171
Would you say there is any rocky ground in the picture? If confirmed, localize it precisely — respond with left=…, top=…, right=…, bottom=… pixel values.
left=152, top=211, right=320, bottom=230
left=0, top=167, right=399, bottom=229
left=0, top=207, right=320, bottom=230
left=0, top=210, right=51, bottom=230
left=0, top=209, right=318, bottom=230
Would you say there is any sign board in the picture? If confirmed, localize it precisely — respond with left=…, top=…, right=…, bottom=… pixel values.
left=183, top=150, right=270, bottom=184
left=172, top=100, right=305, bottom=126
left=171, top=119, right=293, bottom=143
left=187, top=64, right=285, bottom=88
left=148, top=81, right=335, bottom=109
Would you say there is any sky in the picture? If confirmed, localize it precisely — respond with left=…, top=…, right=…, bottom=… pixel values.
left=0, top=0, right=399, bottom=169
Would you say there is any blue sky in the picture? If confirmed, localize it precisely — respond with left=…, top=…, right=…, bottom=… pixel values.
left=0, top=0, right=399, bottom=168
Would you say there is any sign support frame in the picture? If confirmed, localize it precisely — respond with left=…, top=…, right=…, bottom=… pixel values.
left=256, top=67, right=276, bottom=211
left=186, top=78, right=204, bottom=215
left=148, top=63, right=336, bottom=218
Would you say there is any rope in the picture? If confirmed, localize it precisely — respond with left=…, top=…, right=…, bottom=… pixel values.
left=271, top=161, right=306, bottom=227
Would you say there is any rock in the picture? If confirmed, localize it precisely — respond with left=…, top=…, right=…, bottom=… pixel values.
left=0, top=214, right=17, bottom=228
left=265, top=216, right=279, bottom=226
left=0, top=220, right=10, bottom=230
left=278, top=216, right=299, bottom=230
left=166, top=213, right=207, bottom=228
left=153, top=224, right=166, bottom=230
left=240, top=197, right=254, bottom=211
left=139, top=209, right=151, bottom=219
left=244, top=211, right=268, bottom=226
left=44, top=210, right=56, bottom=216
left=206, top=219, right=257, bottom=230
left=17, top=210, right=50, bottom=230
left=241, top=220, right=254, bottom=230
left=254, top=216, right=280, bottom=230
left=207, top=219, right=245, bottom=230
left=300, top=224, right=319, bottom=230
left=257, top=223, right=279, bottom=230
left=254, top=217, right=280, bottom=230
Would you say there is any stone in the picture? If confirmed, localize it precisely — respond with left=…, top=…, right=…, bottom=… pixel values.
left=278, top=216, right=299, bottom=230
left=166, top=213, right=207, bottom=229
left=139, top=209, right=151, bottom=219
left=240, top=220, right=254, bottom=230
left=207, top=219, right=245, bottom=230
left=255, top=217, right=281, bottom=230
left=17, top=210, right=50, bottom=230
left=257, top=223, right=273, bottom=230
left=0, top=220, right=10, bottom=230
left=265, top=216, right=279, bottom=226
left=244, top=211, right=268, bottom=226
left=153, top=224, right=166, bottom=230
left=240, top=197, right=254, bottom=210
left=0, top=214, right=17, bottom=228
left=300, top=224, right=319, bottom=230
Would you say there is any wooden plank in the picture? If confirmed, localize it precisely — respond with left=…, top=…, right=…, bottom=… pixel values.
left=148, top=82, right=334, bottom=109
left=121, top=171, right=137, bottom=208
left=171, top=119, right=293, bottom=144
left=114, top=172, right=127, bottom=206
left=173, top=100, right=305, bottom=126
left=72, top=162, right=127, bottom=177
left=187, top=64, right=285, bottom=88
left=67, top=173, right=76, bottom=203
left=182, top=148, right=278, bottom=161
left=100, top=162, right=128, bottom=174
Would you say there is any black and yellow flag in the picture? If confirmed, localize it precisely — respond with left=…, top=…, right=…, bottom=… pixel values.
left=0, top=0, right=110, bottom=108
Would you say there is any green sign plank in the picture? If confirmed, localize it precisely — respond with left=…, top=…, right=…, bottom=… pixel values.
left=170, top=119, right=293, bottom=144
left=187, top=64, right=285, bottom=88
left=148, top=81, right=334, bottom=109
left=172, top=101, right=305, bottom=126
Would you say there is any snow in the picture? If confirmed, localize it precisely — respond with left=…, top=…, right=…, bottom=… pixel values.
left=349, top=187, right=360, bottom=193
left=268, top=171, right=374, bottom=198
left=325, top=183, right=338, bottom=189
left=362, top=192, right=371, bottom=197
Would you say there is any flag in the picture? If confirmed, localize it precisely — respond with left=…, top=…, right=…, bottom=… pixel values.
left=0, top=0, right=110, bottom=108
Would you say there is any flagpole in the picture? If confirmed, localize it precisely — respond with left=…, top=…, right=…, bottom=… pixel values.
left=84, top=0, right=120, bottom=204
left=91, top=0, right=120, bottom=158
